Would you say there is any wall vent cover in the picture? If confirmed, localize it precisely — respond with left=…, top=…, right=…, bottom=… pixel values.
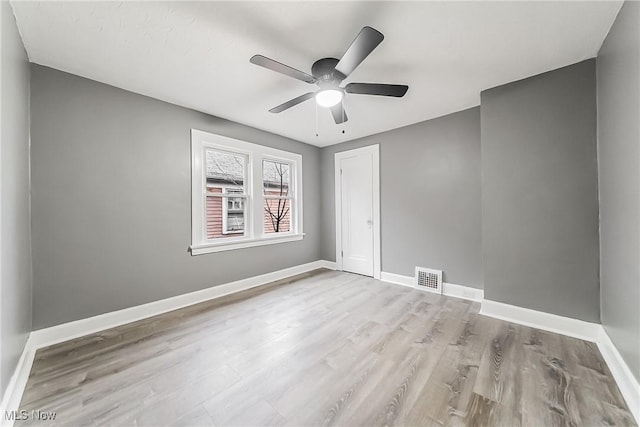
left=415, top=267, right=443, bottom=294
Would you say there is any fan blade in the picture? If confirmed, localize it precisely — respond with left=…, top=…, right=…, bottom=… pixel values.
left=345, top=83, right=408, bottom=97
left=269, top=92, right=316, bottom=113
left=250, top=55, right=317, bottom=84
left=330, top=102, right=348, bottom=124
left=335, top=26, right=384, bottom=77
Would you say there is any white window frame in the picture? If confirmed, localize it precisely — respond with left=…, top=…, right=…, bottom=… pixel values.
left=190, top=129, right=304, bottom=255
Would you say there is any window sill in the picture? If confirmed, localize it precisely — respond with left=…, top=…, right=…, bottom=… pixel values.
left=190, top=233, right=304, bottom=255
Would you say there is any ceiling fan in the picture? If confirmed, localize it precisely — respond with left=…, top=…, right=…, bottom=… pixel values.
left=250, top=26, right=409, bottom=124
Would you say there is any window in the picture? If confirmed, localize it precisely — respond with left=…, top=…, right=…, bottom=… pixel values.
left=191, top=129, right=303, bottom=254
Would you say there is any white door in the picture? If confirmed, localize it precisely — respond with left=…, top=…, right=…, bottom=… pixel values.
left=336, top=146, right=379, bottom=277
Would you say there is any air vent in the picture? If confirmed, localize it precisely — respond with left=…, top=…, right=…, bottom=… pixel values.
left=415, top=267, right=442, bottom=294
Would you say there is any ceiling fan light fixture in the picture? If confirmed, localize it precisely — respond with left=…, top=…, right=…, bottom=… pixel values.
left=315, top=89, right=343, bottom=108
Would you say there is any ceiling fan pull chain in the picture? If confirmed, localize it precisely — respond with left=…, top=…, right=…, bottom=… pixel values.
left=315, top=101, right=319, bottom=137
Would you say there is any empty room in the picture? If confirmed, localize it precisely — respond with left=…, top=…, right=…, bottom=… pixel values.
left=1, top=1, right=638, bottom=426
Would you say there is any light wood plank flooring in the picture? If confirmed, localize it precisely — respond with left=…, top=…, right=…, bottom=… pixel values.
left=17, top=270, right=635, bottom=426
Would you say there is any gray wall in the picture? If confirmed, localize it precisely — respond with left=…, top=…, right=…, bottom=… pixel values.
left=481, top=59, right=600, bottom=322
left=320, top=108, right=483, bottom=288
left=597, top=1, right=639, bottom=381
left=30, top=65, right=321, bottom=329
left=0, top=1, right=32, bottom=399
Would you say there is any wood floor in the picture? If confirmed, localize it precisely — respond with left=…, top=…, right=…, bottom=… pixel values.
left=17, top=270, right=635, bottom=427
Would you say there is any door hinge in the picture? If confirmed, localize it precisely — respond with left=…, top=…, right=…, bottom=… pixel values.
left=341, top=250, right=343, bottom=257
left=340, top=168, right=343, bottom=175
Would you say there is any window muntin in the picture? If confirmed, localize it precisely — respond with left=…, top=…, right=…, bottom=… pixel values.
left=191, top=130, right=303, bottom=254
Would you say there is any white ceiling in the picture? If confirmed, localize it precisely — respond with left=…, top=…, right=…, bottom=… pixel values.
left=11, top=1, right=621, bottom=147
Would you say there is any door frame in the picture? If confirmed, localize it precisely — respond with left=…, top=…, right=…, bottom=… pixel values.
left=334, top=144, right=381, bottom=279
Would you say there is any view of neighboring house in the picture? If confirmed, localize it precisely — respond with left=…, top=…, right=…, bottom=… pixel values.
left=206, top=149, right=292, bottom=239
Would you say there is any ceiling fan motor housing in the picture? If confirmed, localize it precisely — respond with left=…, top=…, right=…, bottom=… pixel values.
left=311, top=58, right=346, bottom=87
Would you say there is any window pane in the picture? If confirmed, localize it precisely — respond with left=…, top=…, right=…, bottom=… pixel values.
left=264, top=198, right=291, bottom=234
left=207, top=149, right=245, bottom=189
left=263, top=160, right=290, bottom=196
left=225, top=188, right=245, bottom=212
left=225, top=211, right=245, bottom=233
left=205, top=149, right=246, bottom=240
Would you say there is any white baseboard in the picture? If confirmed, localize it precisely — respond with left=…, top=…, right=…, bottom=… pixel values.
left=597, top=327, right=640, bottom=423
left=380, top=271, right=414, bottom=288
left=442, top=282, right=484, bottom=302
left=479, top=299, right=601, bottom=342
left=316, top=260, right=337, bottom=270
left=380, top=271, right=484, bottom=302
left=0, top=340, right=36, bottom=427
